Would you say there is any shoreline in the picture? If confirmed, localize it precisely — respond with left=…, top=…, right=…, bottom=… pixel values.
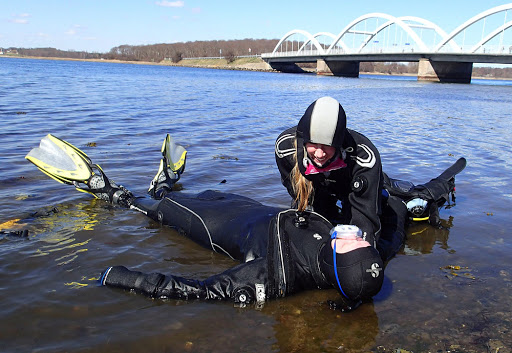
left=0, top=54, right=276, bottom=72
left=2, top=54, right=509, bottom=80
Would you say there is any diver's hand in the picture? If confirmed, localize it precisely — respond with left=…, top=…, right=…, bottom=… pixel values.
left=328, top=298, right=362, bottom=312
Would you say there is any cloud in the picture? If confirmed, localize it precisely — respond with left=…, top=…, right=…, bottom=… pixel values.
left=65, top=24, right=85, bottom=36
left=11, top=19, right=28, bottom=24
left=9, top=13, right=30, bottom=24
left=156, top=1, right=185, bottom=8
left=161, top=14, right=181, bottom=22
left=191, top=7, right=201, bottom=14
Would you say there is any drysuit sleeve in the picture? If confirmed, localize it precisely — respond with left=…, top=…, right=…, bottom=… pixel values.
left=101, top=258, right=269, bottom=304
left=377, top=195, right=407, bottom=261
left=275, top=127, right=298, bottom=200
left=345, top=136, right=383, bottom=247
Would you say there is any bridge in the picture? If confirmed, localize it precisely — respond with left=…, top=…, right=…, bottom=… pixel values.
left=261, top=4, right=512, bottom=83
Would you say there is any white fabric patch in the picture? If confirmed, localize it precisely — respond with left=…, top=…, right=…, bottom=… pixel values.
left=356, top=144, right=376, bottom=168
left=309, top=97, right=339, bottom=145
left=275, top=133, right=295, bottom=158
left=366, top=263, right=382, bottom=278
left=255, top=283, right=266, bottom=303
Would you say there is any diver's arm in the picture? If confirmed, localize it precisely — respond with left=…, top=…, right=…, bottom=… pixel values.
left=376, top=195, right=407, bottom=262
left=345, top=138, right=383, bottom=247
left=275, top=127, right=298, bottom=200
left=101, top=258, right=269, bottom=304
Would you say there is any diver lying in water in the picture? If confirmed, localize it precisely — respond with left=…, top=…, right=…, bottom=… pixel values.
left=25, top=134, right=466, bottom=311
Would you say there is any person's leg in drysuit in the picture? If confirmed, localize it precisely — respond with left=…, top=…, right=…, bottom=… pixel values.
left=130, top=190, right=281, bottom=262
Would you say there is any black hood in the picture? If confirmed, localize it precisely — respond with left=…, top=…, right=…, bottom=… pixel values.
left=319, top=245, right=384, bottom=301
left=296, top=97, right=347, bottom=178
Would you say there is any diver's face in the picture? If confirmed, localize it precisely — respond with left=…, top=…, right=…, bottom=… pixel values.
left=305, top=143, right=336, bottom=167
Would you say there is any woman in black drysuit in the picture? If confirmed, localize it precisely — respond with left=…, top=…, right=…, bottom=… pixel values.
left=275, top=97, right=384, bottom=249
left=275, top=96, right=465, bottom=263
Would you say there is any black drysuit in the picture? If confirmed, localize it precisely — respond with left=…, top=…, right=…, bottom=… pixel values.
left=102, top=150, right=465, bottom=305
left=102, top=190, right=407, bottom=305
left=275, top=127, right=384, bottom=247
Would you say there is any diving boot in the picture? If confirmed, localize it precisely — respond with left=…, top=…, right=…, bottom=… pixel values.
left=84, top=166, right=134, bottom=207
left=147, top=157, right=181, bottom=199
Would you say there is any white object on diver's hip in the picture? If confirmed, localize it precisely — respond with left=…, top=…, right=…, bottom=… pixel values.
left=330, top=225, right=362, bottom=240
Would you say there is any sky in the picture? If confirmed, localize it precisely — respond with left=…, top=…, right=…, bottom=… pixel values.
left=1, top=0, right=511, bottom=53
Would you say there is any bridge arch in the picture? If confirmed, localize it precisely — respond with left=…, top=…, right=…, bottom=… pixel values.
left=271, top=29, right=326, bottom=55
left=298, top=32, right=340, bottom=53
left=327, top=13, right=430, bottom=54
left=434, top=3, right=512, bottom=52
left=471, top=20, right=512, bottom=53
left=396, top=16, right=460, bottom=51
left=355, top=16, right=459, bottom=52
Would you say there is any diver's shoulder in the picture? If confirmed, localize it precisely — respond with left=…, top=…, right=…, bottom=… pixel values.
left=275, top=126, right=297, bottom=159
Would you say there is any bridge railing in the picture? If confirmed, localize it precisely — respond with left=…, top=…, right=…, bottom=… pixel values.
left=262, top=43, right=512, bottom=58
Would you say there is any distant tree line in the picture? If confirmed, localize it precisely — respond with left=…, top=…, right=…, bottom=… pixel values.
left=7, top=39, right=278, bottom=63
left=104, top=39, right=279, bottom=62
left=471, top=66, right=512, bottom=78
left=360, top=62, right=419, bottom=74
left=16, top=47, right=102, bottom=60
left=360, top=62, right=512, bottom=78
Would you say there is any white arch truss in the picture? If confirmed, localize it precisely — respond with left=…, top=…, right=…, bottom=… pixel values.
left=434, top=3, right=512, bottom=52
left=326, top=13, right=430, bottom=54
left=471, top=20, right=512, bottom=52
left=396, top=16, right=460, bottom=52
left=352, top=15, right=459, bottom=52
left=271, top=29, right=326, bottom=55
left=267, top=4, right=512, bottom=57
left=298, top=32, right=339, bottom=53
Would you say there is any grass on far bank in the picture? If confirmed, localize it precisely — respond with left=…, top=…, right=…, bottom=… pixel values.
left=171, top=56, right=265, bottom=67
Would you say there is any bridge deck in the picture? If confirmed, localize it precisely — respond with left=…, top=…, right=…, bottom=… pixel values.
left=262, top=52, right=512, bottom=65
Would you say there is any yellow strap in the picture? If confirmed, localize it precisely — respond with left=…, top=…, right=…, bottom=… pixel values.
left=411, top=216, right=429, bottom=222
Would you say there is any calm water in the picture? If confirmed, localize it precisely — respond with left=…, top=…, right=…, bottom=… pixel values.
left=1, top=57, right=511, bottom=352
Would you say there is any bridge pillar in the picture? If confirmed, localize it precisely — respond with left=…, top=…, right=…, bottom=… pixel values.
left=317, top=60, right=360, bottom=77
left=267, top=62, right=306, bottom=73
left=417, top=59, right=473, bottom=83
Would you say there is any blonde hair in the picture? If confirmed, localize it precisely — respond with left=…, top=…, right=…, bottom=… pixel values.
left=291, top=140, right=314, bottom=212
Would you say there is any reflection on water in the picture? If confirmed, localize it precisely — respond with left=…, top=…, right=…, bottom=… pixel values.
left=18, top=202, right=111, bottom=267
left=269, top=292, right=380, bottom=352
left=404, top=217, right=453, bottom=255
left=0, top=57, right=511, bottom=352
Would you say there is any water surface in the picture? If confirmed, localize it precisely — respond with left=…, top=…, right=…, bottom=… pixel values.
left=1, top=57, right=511, bottom=352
